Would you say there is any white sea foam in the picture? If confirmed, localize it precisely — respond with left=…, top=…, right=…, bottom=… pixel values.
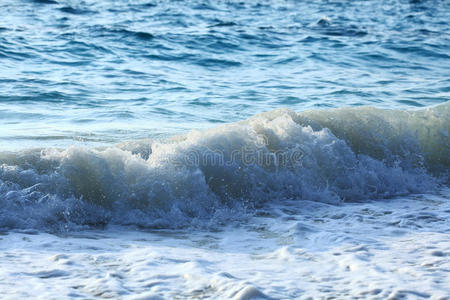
left=0, top=104, right=449, bottom=298
left=1, top=189, right=449, bottom=299
left=0, top=103, right=448, bottom=230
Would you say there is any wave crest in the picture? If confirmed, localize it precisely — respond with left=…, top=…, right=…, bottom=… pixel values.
left=1, top=103, right=448, bottom=230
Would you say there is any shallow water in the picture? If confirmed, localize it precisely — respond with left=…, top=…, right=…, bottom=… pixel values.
left=1, top=0, right=449, bottom=299
left=1, top=189, right=449, bottom=299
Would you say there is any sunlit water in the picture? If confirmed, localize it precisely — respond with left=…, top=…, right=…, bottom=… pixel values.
left=1, top=0, right=449, bottom=149
left=0, top=0, right=449, bottom=299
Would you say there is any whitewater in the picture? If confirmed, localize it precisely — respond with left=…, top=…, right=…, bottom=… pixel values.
left=1, top=0, right=449, bottom=299
left=1, top=104, right=449, bottom=299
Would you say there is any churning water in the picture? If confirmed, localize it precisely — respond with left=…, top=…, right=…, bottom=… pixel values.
left=0, top=0, right=449, bottom=299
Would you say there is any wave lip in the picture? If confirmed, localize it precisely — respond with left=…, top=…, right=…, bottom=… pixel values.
left=289, top=102, right=449, bottom=175
left=0, top=103, right=448, bottom=231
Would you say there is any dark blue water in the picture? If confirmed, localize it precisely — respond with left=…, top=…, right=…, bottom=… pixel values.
left=0, top=0, right=449, bottom=149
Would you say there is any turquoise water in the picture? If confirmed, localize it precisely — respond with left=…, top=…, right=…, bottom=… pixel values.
left=1, top=2, right=450, bottom=297
left=0, top=0, right=449, bottom=231
left=1, top=0, right=449, bottom=149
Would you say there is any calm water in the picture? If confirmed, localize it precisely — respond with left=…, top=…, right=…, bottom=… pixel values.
left=1, top=0, right=449, bottom=149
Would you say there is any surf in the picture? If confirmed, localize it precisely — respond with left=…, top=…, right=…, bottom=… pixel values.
left=0, top=102, right=448, bottom=231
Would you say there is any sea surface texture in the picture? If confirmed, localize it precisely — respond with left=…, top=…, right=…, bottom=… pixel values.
left=0, top=0, right=449, bottom=299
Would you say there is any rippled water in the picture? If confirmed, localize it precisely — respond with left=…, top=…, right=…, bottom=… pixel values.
left=1, top=1, right=450, bottom=298
left=1, top=0, right=449, bottom=149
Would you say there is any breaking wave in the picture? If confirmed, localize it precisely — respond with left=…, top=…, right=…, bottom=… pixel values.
left=0, top=103, right=448, bottom=231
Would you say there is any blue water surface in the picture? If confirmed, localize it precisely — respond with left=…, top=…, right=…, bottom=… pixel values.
left=0, top=0, right=449, bottom=149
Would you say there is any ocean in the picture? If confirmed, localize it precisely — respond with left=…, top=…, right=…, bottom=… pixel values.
left=0, top=0, right=449, bottom=299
